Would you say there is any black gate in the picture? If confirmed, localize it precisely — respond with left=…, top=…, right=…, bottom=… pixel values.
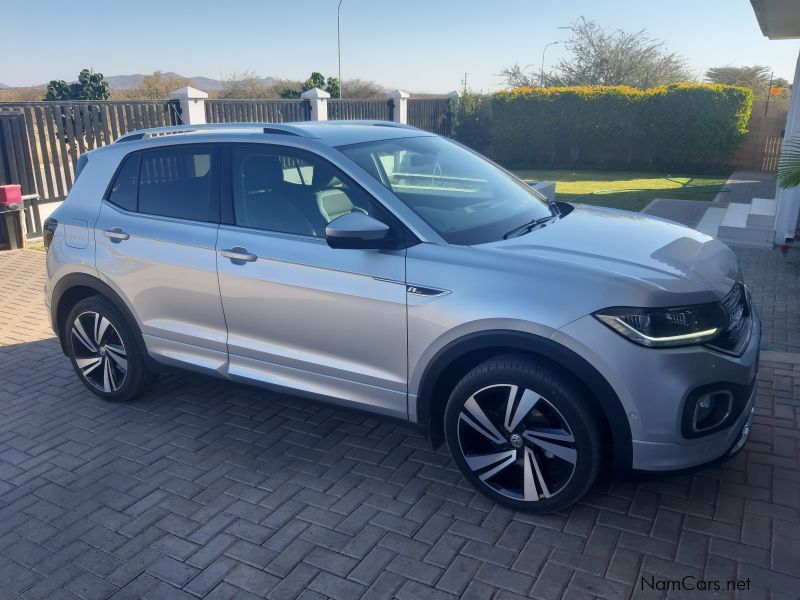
left=0, top=111, right=40, bottom=237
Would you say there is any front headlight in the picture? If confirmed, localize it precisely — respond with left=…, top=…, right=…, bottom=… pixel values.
left=594, top=304, right=725, bottom=348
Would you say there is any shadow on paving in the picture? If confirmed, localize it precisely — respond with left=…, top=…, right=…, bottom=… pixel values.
left=0, top=334, right=798, bottom=598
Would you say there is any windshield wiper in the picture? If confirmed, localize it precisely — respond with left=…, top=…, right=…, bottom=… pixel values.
left=503, top=215, right=556, bottom=239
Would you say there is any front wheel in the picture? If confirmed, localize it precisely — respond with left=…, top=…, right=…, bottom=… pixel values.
left=444, top=356, right=601, bottom=512
left=65, top=296, right=153, bottom=401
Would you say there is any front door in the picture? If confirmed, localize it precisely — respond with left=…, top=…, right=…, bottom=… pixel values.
left=95, top=144, right=228, bottom=372
left=216, top=144, right=408, bottom=418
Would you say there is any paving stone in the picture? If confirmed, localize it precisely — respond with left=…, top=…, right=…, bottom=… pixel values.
left=183, top=556, right=237, bottom=597
left=223, top=563, right=280, bottom=596
left=1, top=247, right=798, bottom=599
left=145, top=554, right=200, bottom=588
left=223, top=539, right=278, bottom=569
left=307, top=570, right=366, bottom=600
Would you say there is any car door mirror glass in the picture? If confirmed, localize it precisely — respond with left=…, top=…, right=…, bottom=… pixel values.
left=325, top=212, right=392, bottom=249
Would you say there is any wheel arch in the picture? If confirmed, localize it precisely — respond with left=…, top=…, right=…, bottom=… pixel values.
left=414, top=330, right=633, bottom=472
left=51, top=273, right=143, bottom=357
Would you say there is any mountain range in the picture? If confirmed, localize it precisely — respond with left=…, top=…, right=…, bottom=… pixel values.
left=0, top=73, right=277, bottom=92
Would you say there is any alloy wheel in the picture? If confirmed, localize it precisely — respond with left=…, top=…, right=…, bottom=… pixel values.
left=456, top=383, right=577, bottom=502
left=70, top=311, right=128, bottom=393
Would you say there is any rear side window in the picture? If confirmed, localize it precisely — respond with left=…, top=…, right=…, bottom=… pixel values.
left=107, top=154, right=139, bottom=212
left=139, top=146, right=213, bottom=221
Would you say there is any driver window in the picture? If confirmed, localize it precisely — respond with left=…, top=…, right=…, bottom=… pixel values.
left=231, top=147, right=385, bottom=237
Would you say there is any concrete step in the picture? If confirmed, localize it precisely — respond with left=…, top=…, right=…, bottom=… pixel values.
left=747, top=197, right=777, bottom=228
left=720, top=202, right=750, bottom=228
left=717, top=202, right=774, bottom=248
left=695, top=206, right=726, bottom=237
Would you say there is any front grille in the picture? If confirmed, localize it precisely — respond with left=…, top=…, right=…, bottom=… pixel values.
left=708, top=281, right=751, bottom=355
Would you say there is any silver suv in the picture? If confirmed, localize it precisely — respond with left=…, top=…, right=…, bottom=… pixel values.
left=44, top=121, right=760, bottom=512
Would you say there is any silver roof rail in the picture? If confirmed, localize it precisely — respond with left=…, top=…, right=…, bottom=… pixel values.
left=114, top=122, right=309, bottom=143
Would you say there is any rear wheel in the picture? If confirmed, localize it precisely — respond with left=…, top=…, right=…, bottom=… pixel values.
left=66, top=296, right=152, bottom=401
left=444, top=356, right=601, bottom=512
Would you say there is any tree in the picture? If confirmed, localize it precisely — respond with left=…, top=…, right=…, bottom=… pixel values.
left=326, top=76, right=340, bottom=99
left=554, top=18, right=692, bottom=87
left=281, top=72, right=349, bottom=98
left=705, top=65, right=789, bottom=98
left=45, top=69, right=110, bottom=101
left=121, top=71, right=191, bottom=100
left=501, top=18, right=693, bottom=89
left=220, top=71, right=270, bottom=99
left=0, top=86, right=43, bottom=102
left=339, top=78, right=385, bottom=99
left=498, top=64, right=537, bottom=88
left=303, top=72, right=326, bottom=92
left=280, top=87, right=301, bottom=99
left=221, top=71, right=381, bottom=99
left=452, top=89, right=490, bottom=153
left=778, top=138, right=800, bottom=190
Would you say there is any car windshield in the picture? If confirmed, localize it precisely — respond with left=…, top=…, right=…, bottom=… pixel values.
left=337, top=136, right=553, bottom=245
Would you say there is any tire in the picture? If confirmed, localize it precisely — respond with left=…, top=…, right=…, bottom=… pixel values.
left=444, top=355, right=601, bottom=513
left=65, top=295, right=153, bottom=401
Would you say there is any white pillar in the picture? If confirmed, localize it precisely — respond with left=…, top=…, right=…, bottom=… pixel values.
left=301, top=87, right=330, bottom=121
left=388, top=90, right=409, bottom=124
left=168, top=86, right=208, bottom=125
left=774, top=50, right=800, bottom=243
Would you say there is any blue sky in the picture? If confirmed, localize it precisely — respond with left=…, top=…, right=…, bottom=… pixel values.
left=3, top=0, right=799, bottom=91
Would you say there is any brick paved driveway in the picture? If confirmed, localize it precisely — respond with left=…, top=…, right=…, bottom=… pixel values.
left=0, top=249, right=798, bottom=599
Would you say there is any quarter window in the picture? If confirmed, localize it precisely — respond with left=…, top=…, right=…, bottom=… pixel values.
left=106, top=154, right=139, bottom=212
left=138, top=146, right=214, bottom=221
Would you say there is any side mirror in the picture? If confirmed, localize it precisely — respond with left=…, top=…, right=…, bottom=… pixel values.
left=325, top=212, right=393, bottom=249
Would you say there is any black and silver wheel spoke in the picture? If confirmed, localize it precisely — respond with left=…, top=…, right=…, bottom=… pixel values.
left=105, top=344, right=127, bottom=370
left=466, top=450, right=517, bottom=481
left=523, top=447, right=551, bottom=500
left=93, top=314, right=111, bottom=347
left=522, top=429, right=577, bottom=464
left=504, top=387, right=540, bottom=431
left=459, top=396, right=506, bottom=444
left=457, top=384, right=577, bottom=502
left=75, top=356, right=102, bottom=377
left=70, top=311, right=127, bottom=394
left=72, top=319, right=97, bottom=353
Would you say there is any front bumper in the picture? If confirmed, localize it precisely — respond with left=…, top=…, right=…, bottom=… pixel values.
left=553, top=304, right=761, bottom=472
left=631, top=378, right=757, bottom=470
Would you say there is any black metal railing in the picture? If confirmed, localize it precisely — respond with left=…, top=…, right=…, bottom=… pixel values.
left=408, top=98, right=453, bottom=136
left=205, top=99, right=311, bottom=123
left=328, top=99, right=393, bottom=121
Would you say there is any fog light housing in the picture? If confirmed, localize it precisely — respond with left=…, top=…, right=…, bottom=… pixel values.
left=693, top=391, right=733, bottom=433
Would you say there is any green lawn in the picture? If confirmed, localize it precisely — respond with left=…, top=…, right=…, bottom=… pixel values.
left=512, top=169, right=729, bottom=212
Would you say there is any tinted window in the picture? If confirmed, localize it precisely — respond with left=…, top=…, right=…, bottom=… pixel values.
left=231, top=147, right=386, bottom=237
left=138, top=146, right=213, bottom=221
left=338, top=136, right=553, bottom=245
left=107, top=154, right=139, bottom=211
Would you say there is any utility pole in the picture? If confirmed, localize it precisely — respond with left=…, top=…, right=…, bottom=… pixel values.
left=765, top=71, right=774, bottom=116
left=541, top=41, right=559, bottom=87
left=337, top=0, right=344, bottom=99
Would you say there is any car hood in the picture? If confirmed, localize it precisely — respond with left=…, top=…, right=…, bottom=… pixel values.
left=482, top=204, right=739, bottom=300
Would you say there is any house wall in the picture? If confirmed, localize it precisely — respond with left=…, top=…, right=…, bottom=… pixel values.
left=774, top=50, right=800, bottom=242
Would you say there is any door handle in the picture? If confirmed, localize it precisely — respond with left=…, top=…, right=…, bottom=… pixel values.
left=221, top=247, right=257, bottom=263
left=103, top=227, right=129, bottom=241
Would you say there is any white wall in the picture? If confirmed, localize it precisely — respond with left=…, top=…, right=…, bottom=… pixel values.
left=773, top=49, right=800, bottom=242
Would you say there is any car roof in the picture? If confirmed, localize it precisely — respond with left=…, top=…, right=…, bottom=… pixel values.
left=114, top=120, right=433, bottom=147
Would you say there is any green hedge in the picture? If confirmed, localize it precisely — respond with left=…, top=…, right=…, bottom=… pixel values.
left=487, top=84, right=752, bottom=168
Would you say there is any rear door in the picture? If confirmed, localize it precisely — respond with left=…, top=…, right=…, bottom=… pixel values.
left=95, top=144, right=228, bottom=373
left=215, top=144, right=408, bottom=418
